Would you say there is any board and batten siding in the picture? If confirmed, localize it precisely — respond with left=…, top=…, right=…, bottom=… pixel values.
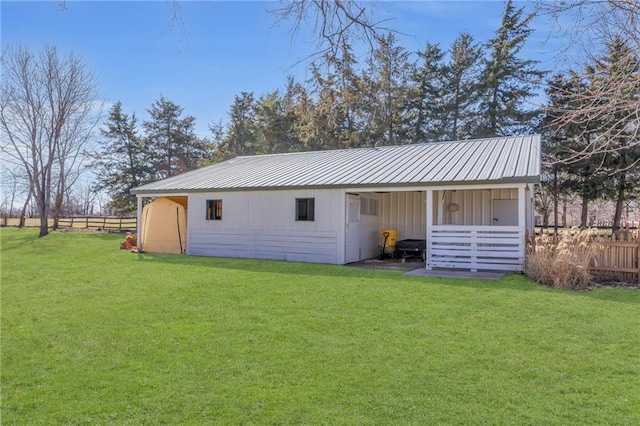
left=187, top=189, right=345, bottom=264
left=436, top=188, right=519, bottom=226
left=379, top=188, right=525, bottom=233
left=380, top=192, right=427, bottom=241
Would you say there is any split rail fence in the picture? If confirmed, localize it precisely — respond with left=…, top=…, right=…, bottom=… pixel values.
left=57, top=216, right=137, bottom=232
left=526, top=227, right=639, bottom=284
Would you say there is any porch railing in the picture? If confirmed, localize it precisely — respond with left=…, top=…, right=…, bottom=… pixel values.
left=427, top=225, right=524, bottom=271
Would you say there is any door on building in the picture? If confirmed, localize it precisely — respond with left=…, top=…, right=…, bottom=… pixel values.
left=345, top=194, right=361, bottom=263
left=492, top=199, right=518, bottom=226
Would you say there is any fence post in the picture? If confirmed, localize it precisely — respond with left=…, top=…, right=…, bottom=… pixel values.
left=119, top=217, right=123, bottom=231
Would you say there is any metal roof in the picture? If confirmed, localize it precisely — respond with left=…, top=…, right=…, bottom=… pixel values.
left=132, top=135, right=541, bottom=194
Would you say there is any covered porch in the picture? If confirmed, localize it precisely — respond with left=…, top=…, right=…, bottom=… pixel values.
left=425, top=183, right=534, bottom=272
left=347, top=182, right=534, bottom=272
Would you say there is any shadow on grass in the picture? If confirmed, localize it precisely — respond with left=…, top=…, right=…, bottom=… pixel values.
left=0, top=227, right=43, bottom=251
left=134, top=251, right=405, bottom=280
left=135, top=251, right=549, bottom=290
left=134, top=252, right=640, bottom=305
left=5, top=226, right=635, bottom=305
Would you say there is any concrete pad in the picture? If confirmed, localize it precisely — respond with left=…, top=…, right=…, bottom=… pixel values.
left=405, top=268, right=506, bottom=280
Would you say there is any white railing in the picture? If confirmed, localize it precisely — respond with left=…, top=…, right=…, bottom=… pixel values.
left=427, top=225, right=524, bottom=272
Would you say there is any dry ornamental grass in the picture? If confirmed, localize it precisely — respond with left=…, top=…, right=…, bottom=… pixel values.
left=526, top=230, right=598, bottom=290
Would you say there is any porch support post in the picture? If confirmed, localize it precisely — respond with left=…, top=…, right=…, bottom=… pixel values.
left=436, top=190, right=443, bottom=225
left=518, top=185, right=526, bottom=231
left=136, top=196, right=143, bottom=252
left=426, top=189, right=433, bottom=270
left=527, top=183, right=535, bottom=233
left=518, top=185, right=526, bottom=269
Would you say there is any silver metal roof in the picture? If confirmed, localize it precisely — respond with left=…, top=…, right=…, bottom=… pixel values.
left=132, top=135, right=541, bottom=194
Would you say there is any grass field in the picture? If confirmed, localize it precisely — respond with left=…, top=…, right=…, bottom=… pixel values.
left=2, top=228, right=639, bottom=424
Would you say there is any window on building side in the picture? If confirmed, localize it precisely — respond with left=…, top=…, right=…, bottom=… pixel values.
left=296, top=198, right=315, bottom=221
left=360, top=197, right=369, bottom=215
left=206, top=199, right=222, bottom=220
left=359, top=197, right=378, bottom=216
left=369, top=198, right=378, bottom=216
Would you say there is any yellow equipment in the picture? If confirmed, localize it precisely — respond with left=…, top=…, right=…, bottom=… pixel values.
left=381, top=229, right=398, bottom=255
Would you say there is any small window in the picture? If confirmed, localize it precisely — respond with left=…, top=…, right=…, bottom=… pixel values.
left=360, top=197, right=369, bottom=215
left=296, top=198, right=315, bottom=221
left=206, top=199, right=222, bottom=220
left=359, top=197, right=378, bottom=216
left=369, top=199, right=378, bottom=216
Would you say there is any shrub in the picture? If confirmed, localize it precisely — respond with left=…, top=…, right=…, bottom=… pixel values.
left=525, top=230, right=597, bottom=290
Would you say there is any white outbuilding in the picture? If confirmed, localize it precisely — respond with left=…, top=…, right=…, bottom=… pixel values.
left=132, top=135, right=541, bottom=272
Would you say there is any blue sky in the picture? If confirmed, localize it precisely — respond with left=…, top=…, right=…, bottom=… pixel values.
left=2, top=1, right=570, bottom=138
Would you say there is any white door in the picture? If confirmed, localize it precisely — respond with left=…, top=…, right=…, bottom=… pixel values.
left=493, top=199, right=518, bottom=226
left=345, top=194, right=361, bottom=263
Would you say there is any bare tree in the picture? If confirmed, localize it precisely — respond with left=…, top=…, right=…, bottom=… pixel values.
left=0, top=45, right=100, bottom=237
left=539, top=0, right=640, bottom=163
left=269, top=0, right=391, bottom=62
left=0, top=165, right=30, bottom=218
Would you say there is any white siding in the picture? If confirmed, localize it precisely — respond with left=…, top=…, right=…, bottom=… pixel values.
left=425, top=186, right=527, bottom=272
left=427, top=225, right=524, bottom=272
left=380, top=192, right=426, bottom=241
left=187, top=189, right=344, bottom=264
left=434, top=188, right=518, bottom=225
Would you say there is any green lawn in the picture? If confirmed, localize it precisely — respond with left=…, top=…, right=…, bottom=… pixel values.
left=2, top=228, right=639, bottom=424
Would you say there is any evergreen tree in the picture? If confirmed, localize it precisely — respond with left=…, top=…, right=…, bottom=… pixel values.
left=143, top=95, right=207, bottom=179
left=363, top=33, right=411, bottom=145
left=332, top=42, right=367, bottom=148
left=542, top=73, right=610, bottom=228
left=254, top=90, right=301, bottom=154
left=219, top=92, right=260, bottom=158
left=407, top=42, right=446, bottom=142
left=306, top=61, right=342, bottom=150
left=587, top=38, right=640, bottom=229
left=477, top=0, right=544, bottom=137
left=93, top=102, right=153, bottom=215
left=442, top=33, right=483, bottom=140
left=543, top=38, right=640, bottom=229
left=286, top=78, right=317, bottom=152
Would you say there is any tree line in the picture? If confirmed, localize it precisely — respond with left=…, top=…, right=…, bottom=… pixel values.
left=539, top=37, right=640, bottom=230
left=212, top=1, right=542, bottom=158
left=96, top=0, right=542, bottom=216
left=1, top=0, right=638, bottom=235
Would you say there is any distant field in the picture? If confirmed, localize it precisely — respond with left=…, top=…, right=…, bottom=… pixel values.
left=2, top=218, right=53, bottom=227
left=2, top=229, right=639, bottom=424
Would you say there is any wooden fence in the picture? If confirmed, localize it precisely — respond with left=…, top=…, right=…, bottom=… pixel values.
left=591, top=231, right=639, bottom=283
left=526, top=228, right=639, bottom=284
left=57, top=216, right=137, bottom=232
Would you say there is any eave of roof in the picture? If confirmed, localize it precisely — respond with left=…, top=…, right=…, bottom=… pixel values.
left=132, top=177, right=539, bottom=195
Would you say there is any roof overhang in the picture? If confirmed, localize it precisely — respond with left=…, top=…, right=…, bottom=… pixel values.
left=131, top=176, right=540, bottom=196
